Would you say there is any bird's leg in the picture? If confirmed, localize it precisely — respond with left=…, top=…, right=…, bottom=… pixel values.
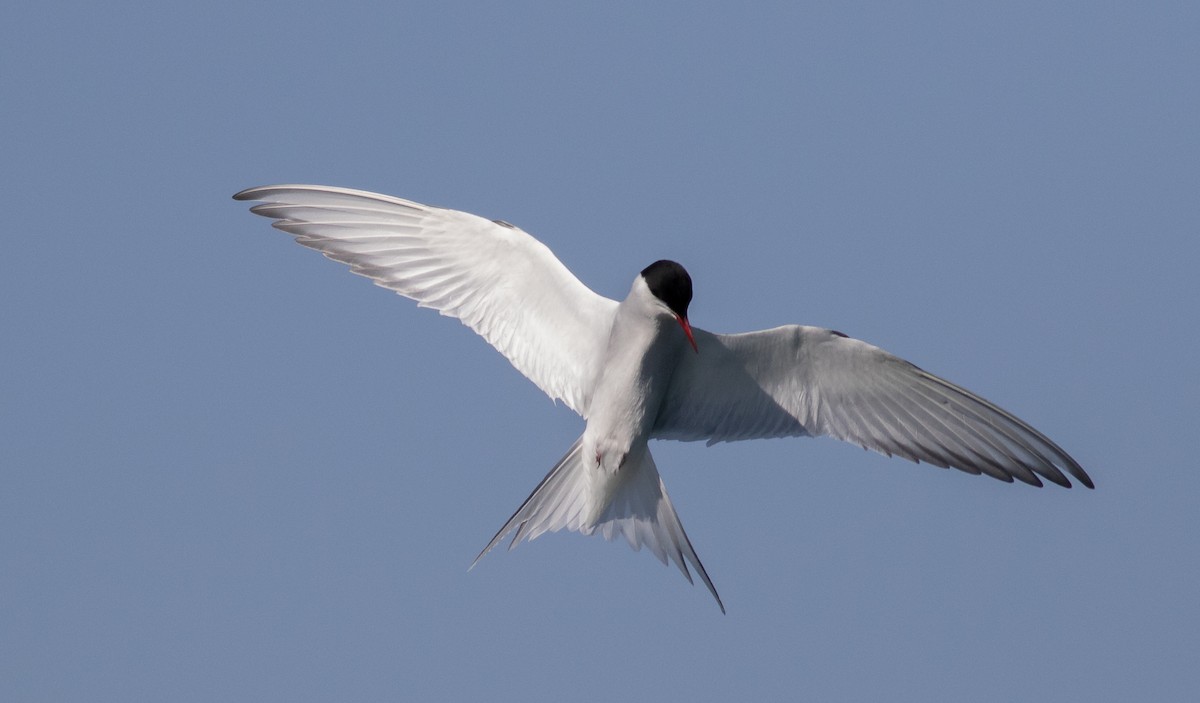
left=592, top=445, right=630, bottom=473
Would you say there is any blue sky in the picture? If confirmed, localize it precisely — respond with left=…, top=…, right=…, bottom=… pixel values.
left=2, top=2, right=1197, bottom=700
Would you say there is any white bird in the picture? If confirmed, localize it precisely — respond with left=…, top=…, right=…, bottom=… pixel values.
left=235, top=184, right=1092, bottom=613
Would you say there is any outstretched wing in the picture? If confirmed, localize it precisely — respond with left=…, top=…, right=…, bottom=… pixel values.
left=653, top=325, right=1091, bottom=488
left=235, top=185, right=618, bottom=415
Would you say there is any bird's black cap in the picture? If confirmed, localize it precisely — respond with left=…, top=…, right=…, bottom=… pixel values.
left=641, top=260, right=692, bottom=319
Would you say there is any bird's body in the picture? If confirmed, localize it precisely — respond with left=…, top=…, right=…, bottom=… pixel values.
left=587, top=271, right=689, bottom=473
left=235, top=184, right=1091, bottom=613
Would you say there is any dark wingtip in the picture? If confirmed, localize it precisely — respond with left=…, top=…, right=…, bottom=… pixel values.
left=233, top=185, right=272, bottom=201
left=1019, top=473, right=1045, bottom=488
left=1063, top=458, right=1094, bottom=489
left=1043, top=466, right=1093, bottom=489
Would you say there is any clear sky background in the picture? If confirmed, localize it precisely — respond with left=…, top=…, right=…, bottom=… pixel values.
left=2, top=2, right=1197, bottom=701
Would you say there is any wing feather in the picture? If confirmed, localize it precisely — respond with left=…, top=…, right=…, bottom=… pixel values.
left=654, top=325, right=1091, bottom=488
left=235, top=185, right=618, bottom=415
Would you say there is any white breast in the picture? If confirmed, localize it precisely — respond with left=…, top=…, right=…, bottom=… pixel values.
left=583, top=278, right=687, bottom=473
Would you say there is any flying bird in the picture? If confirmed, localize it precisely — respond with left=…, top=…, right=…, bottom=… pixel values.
left=235, top=184, right=1092, bottom=613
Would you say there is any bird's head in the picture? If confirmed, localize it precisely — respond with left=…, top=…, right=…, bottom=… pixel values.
left=640, top=259, right=697, bottom=353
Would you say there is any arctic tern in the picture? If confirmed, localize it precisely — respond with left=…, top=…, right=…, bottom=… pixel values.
left=235, top=184, right=1091, bottom=613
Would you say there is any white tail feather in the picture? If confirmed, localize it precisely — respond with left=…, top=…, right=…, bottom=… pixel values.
left=471, top=437, right=724, bottom=613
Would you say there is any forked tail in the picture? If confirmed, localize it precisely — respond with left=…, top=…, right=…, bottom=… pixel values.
left=471, top=436, right=724, bottom=612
